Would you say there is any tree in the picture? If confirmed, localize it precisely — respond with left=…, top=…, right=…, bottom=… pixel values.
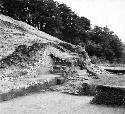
left=87, top=25, right=123, bottom=62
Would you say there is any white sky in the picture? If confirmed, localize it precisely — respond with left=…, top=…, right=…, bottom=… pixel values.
left=56, top=0, right=125, bottom=43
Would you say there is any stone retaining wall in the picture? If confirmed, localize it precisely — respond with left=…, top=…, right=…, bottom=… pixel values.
left=91, top=85, right=125, bottom=106
left=0, top=75, right=63, bottom=102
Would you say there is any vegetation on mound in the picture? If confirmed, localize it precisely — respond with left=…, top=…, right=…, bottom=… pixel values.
left=0, top=43, right=46, bottom=68
left=0, top=41, right=77, bottom=69
left=0, top=0, right=124, bottom=63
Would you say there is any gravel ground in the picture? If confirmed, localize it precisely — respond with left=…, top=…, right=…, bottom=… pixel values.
left=1, top=92, right=125, bottom=114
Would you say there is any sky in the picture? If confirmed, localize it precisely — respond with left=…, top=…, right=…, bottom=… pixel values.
left=56, top=0, right=125, bottom=43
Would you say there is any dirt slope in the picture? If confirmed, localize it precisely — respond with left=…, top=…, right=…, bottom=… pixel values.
left=0, top=14, right=63, bottom=59
left=0, top=14, right=79, bottom=82
left=0, top=14, right=108, bottom=83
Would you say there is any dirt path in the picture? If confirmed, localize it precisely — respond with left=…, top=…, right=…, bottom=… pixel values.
left=1, top=92, right=125, bottom=114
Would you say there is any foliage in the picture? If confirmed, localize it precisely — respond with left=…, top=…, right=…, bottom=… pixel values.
left=0, top=0, right=90, bottom=42
left=86, top=26, right=123, bottom=62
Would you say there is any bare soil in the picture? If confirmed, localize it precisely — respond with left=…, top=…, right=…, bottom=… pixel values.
left=1, top=92, right=125, bottom=114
